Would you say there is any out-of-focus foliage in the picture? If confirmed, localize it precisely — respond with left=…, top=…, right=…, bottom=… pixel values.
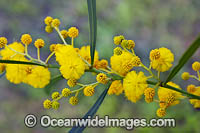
left=0, top=0, right=200, bottom=132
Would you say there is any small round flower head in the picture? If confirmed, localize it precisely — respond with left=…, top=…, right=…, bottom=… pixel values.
left=34, top=39, right=45, bottom=48
left=0, top=64, right=5, bottom=73
left=43, top=99, right=52, bottom=109
left=21, top=34, right=32, bottom=45
left=156, top=108, right=166, bottom=117
left=62, top=88, right=71, bottom=97
left=166, top=93, right=176, bottom=105
left=0, top=37, right=8, bottom=48
left=187, top=84, right=196, bottom=94
left=51, top=18, right=61, bottom=27
left=45, top=25, right=53, bottom=33
left=52, top=101, right=60, bottom=110
left=68, top=27, right=79, bottom=38
left=113, top=35, right=124, bottom=45
left=83, top=86, right=95, bottom=96
left=121, top=39, right=128, bottom=48
left=181, top=72, right=190, bottom=80
left=98, top=59, right=108, bottom=69
left=44, top=16, right=53, bottom=25
left=61, top=30, right=68, bottom=39
left=144, top=88, right=155, bottom=103
left=50, top=44, right=56, bottom=52
left=132, top=56, right=141, bottom=66
left=51, top=92, right=60, bottom=100
left=96, top=73, right=108, bottom=84
left=150, top=49, right=160, bottom=60
left=108, top=80, right=123, bottom=95
left=192, top=61, right=200, bottom=71
left=114, top=47, right=123, bottom=55
left=69, top=96, right=78, bottom=105
left=127, top=40, right=135, bottom=49
left=67, top=78, right=77, bottom=87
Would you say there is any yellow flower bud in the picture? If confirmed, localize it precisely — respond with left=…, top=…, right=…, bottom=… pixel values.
left=127, top=40, right=135, bottom=49
left=34, top=39, right=45, bottom=48
left=21, top=34, right=32, bottom=45
left=51, top=92, right=60, bottom=100
left=132, top=56, right=141, bottom=66
left=181, top=72, right=190, bottom=80
left=144, top=88, right=155, bottom=103
left=114, top=47, right=123, bottom=55
left=62, top=88, right=71, bottom=97
left=83, top=86, right=95, bottom=96
left=44, top=16, right=53, bottom=25
left=69, top=96, right=78, bottom=105
left=50, top=44, right=56, bottom=52
left=52, top=101, right=60, bottom=110
left=156, top=108, right=166, bottom=117
left=45, top=25, right=53, bottom=33
left=192, top=61, right=200, bottom=71
left=187, top=84, right=196, bottom=94
left=0, top=37, right=8, bottom=48
left=150, top=49, right=160, bottom=60
left=43, top=99, right=52, bottom=109
left=68, top=27, right=79, bottom=38
left=67, top=78, right=77, bottom=87
left=113, top=35, right=124, bottom=45
left=51, top=18, right=61, bottom=27
left=121, top=39, right=128, bottom=48
left=61, top=30, right=68, bottom=39
left=96, top=73, right=108, bottom=84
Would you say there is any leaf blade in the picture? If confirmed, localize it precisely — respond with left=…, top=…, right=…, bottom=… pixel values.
left=165, top=35, right=200, bottom=83
left=0, top=59, right=46, bottom=67
left=87, top=0, right=97, bottom=66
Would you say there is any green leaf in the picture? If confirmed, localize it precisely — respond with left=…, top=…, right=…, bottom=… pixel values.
left=44, top=75, right=63, bottom=95
left=0, top=59, right=46, bottom=67
left=69, top=84, right=110, bottom=133
left=0, top=72, right=5, bottom=78
left=87, top=0, right=97, bottom=66
left=165, top=35, right=200, bottom=83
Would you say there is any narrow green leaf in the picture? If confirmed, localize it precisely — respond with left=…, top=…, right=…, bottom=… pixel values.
left=44, top=75, right=63, bottom=95
left=87, top=0, right=97, bottom=66
left=0, top=59, right=46, bottom=67
left=165, top=35, right=200, bottom=83
left=69, top=84, right=110, bottom=133
left=0, top=72, right=5, bottom=78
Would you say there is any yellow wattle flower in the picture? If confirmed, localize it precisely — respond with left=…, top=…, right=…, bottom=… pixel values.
left=158, top=82, right=184, bottom=108
left=0, top=42, right=24, bottom=60
left=150, top=47, right=174, bottom=72
left=189, top=86, right=200, bottom=108
left=26, top=66, right=51, bottom=88
left=108, top=80, right=123, bottom=95
left=123, top=71, right=148, bottom=103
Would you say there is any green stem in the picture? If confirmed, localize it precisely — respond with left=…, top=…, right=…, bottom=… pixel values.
left=54, top=27, right=68, bottom=45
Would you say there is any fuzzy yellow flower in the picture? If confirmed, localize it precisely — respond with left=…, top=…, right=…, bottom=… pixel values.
left=44, top=16, right=53, bottom=25
left=108, top=80, right=123, bottom=95
left=150, top=47, right=174, bottom=72
left=0, top=42, right=24, bottom=60
left=189, top=86, right=200, bottom=108
left=68, top=27, right=79, bottom=38
left=78, top=45, right=99, bottom=66
left=6, top=56, right=29, bottom=84
left=59, top=56, right=85, bottom=80
left=26, top=66, right=51, bottom=88
left=123, top=71, right=148, bottom=103
left=0, top=37, right=8, bottom=48
left=158, top=82, right=184, bottom=108
left=83, top=86, right=95, bottom=96
left=110, top=51, right=135, bottom=76
left=192, top=61, right=200, bottom=71
left=21, top=34, right=32, bottom=45
left=34, top=39, right=45, bottom=48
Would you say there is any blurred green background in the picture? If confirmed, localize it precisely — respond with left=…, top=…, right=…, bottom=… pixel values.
left=0, top=0, right=200, bottom=132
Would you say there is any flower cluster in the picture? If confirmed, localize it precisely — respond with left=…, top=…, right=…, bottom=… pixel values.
left=0, top=16, right=199, bottom=118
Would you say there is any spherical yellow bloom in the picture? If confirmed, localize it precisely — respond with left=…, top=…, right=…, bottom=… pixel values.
left=6, top=56, right=29, bottom=84
left=132, top=56, right=141, bottom=66
left=113, top=35, right=124, bottom=45
left=61, top=30, right=68, bottom=39
left=78, top=45, right=99, bottom=66
left=69, top=96, right=78, bottom=105
left=60, top=56, right=85, bottom=80
left=44, top=16, right=53, bottom=25
left=21, top=34, right=32, bottom=45
left=123, top=71, right=148, bottom=103
left=108, top=80, right=123, bottom=95
left=49, top=44, right=56, bottom=52
left=96, top=73, right=108, bottom=84
left=45, top=25, right=53, bottom=33
left=43, top=99, right=52, bottom=109
left=0, top=42, right=25, bottom=60
left=187, top=84, right=196, bottom=94
left=150, top=47, right=174, bottom=72
left=51, top=92, right=60, bottom=100
left=0, top=63, right=5, bottom=73
left=0, top=37, right=8, bottom=48
left=62, top=88, right=71, bottom=97
left=127, top=40, right=135, bottom=49
left=192, top=61, right=200, bottom=71
left=156, top=108, right=166, bottom=117
left=181, top=72, right=190, bottom=80
left=150, top=49, right=160, bottom=60
left=26, top=66, right=50, bottom=88
left=83, top=86, right=95, bottom=96
left=121, top=40, right=128, bottom=48
left=144, top=88, right=155, bottom=103
left=95, top=59, right=108, bottom=69
left=51, top=18, right=60, bottom=27
left=52, top=101, right=60, bottom=110
left=67, top=78, right=77, bottom=87
left=158, top=82, right=184, bottom=108
left=114, top=47, right=123, bottom=55
left=68, top=27, right=79, bottom=38
left=189, top=87, right=200, bottom=108
left=111, top=51, right=135, bottom=76
left=34, top=39, right=45, bottom=48
left=55, top=44, right=78, bottom=65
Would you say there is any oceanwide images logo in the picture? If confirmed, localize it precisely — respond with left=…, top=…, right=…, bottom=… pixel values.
left=24, top=114, right=176, bottom=129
